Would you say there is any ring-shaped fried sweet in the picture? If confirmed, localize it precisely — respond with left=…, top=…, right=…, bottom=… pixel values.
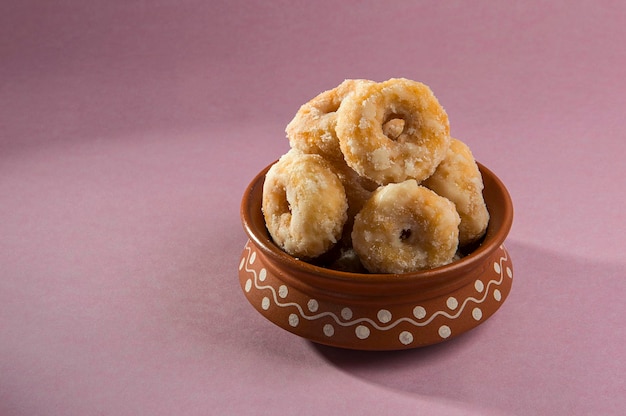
left=285, top=79, right=374, bottom=161
left=262, top=150, right=348, bottom=259
left=336, top=78, right=451, bottom=185
left=422, top=138, right=489, bottom=246
left=351, top=180, right=460, bottom=273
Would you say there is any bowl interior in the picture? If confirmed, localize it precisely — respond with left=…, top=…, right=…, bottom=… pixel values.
left=241, top=161, right=513, bottom=296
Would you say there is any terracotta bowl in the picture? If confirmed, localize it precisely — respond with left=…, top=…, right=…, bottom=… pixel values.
left=239, top=162, right=514, bottom=350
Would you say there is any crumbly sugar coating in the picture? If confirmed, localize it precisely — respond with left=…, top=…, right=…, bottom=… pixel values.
left=336, top=78, right=451, bottom=185
left=327, top=158, right=379, bottom=224
left=323, top=158, right=380, bottom=253
left=285, top=79, right=375, bottom=161
left=262, top=149, right=348, bottom=259
left=351, top=180, right=461, bottom=273
left=422, top=138, right=490, bottom=246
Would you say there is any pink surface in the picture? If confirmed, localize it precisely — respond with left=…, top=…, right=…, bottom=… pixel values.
left=1, top=1, right=625, bottom=415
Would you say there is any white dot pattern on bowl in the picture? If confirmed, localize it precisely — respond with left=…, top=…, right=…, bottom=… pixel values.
left=355, top=325, right=370, bottom=339
left=446, top=297, right=458, bottom=310
left=413, top=306, right=427, bottom=319
left=377, top=309, right=392, bottom=323
left=240, top=242, right=512, bottom=346
left=341, top=307, right=353, bottom=321
left=438, top=325, right=452, bottom=339
left=399, top=331, right=414, bottom=345
left=278, top=285, right=288, bottom=298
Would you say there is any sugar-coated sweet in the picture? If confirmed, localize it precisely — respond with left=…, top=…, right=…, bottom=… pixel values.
left=352, top=180, right=461, bottom=273
left=262, top=149, right=348, bottom=259
left=285, top=79, right=375, bottom=161
left=336, top=78, right=451, bottom=185
left=422, top=138, right=489, bottom=246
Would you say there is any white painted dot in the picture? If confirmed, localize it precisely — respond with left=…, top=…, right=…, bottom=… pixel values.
left=261, top=297, right=270, bottom=310
left=278, top=285, right=288, bottom=298
left=250, top=252, right=257, bottom=264
left=474, top=280, right=484, bottom=293
left=377, top=309, right=392, bottom=324
left=355, top=325, right=370, bottom=339
left=507, top=267, right=513, bottom=278
left=413, top=306, right=426, bottom=320
left=472, top=307, right=483, bottom=321
left=258, top=268, right=267, bottom=282
left=438, top=325, right=452, bottom=339
left=307, top=299, right=319, bottom=313
left=288, top=313, right=299, bottom=327
left=399, top=331, right=413, bottom=345
left=323, top=324, right=334, bottom=337
left=493, top=262, right=501, bottom=274
left=446, top=297, right=458, bottom=310
left=239, top=257, right=245, bottom=270
left=494, top=289, right=502, bottom=302
left=341, top=307, right=353, bottom=320
left=244, top=279, right=252, bottom=292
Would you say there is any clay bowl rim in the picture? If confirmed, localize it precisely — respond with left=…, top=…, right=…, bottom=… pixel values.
left=241, top=160, right=513, bottom=299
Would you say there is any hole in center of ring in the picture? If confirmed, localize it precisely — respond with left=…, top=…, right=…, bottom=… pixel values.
left=278, top=186, right=291, bottom=214
left=382, top=114, right=406, bottom=141
left=400, top=228, right=412, bottom=241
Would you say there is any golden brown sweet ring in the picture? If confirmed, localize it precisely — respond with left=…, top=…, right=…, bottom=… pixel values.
left=285, top=79, right=374, bottom=161
left=336, top=78, right=451, bottom=185
left=422, top=138, right=489, bottom=246
left=351, top=180, right=460, bottom=273
left=262, top=149, right=348, bottom=259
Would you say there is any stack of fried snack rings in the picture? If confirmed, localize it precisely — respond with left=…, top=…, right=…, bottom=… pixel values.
left=262, top=78, right=489, bottom=274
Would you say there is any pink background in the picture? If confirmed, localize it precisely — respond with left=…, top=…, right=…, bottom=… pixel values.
left=2, top=1, right=625, bottom=415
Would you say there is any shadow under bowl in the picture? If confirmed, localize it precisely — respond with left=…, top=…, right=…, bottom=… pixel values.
left=238, top=162, right=514, bottom=350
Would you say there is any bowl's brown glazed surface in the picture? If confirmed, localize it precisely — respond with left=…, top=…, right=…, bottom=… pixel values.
left=239, top=162, right=513, bottom=350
